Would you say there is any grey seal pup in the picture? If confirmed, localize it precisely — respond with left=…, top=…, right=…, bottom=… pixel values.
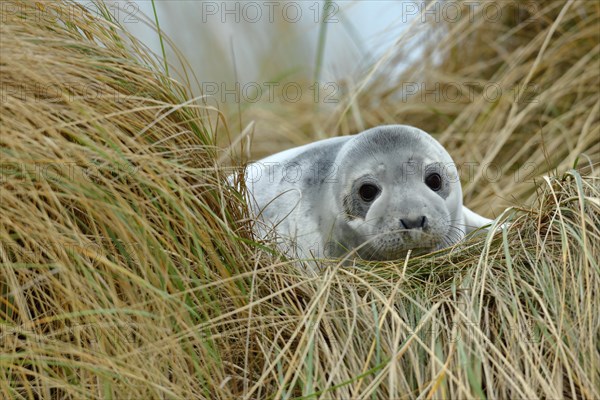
left=241, top=124, right=491, bottom=260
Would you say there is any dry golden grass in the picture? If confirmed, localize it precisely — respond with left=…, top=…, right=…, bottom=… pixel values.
left=1, top=1, right=599, bottom=399
left=1, top=2, right=254, bottom=398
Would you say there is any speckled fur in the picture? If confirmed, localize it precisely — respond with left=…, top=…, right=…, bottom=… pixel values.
left=242, top=125, right=491, bottom=261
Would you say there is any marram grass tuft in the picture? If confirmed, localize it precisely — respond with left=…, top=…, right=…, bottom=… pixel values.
left=1, top=1, right=599, bottom=399
left=1, top=1, right=256, bottom=398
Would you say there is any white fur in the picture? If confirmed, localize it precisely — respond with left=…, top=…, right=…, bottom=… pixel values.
left=238, top=125, right=491, bottom=260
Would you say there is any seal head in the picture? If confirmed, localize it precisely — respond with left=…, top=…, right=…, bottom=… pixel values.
left=243, top=124, right=491, bottom=261
left=329, top=125, right=464, bottom=260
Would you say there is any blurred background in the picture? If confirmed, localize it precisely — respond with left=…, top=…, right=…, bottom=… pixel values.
left=106, top=0, right=431, bottom=155
left=94, top=0, right=598, bottom=218
left=123, top=1, right=413, bottom=87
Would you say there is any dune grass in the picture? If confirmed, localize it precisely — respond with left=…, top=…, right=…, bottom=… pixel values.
left=1, top=1, right=599, bottom=399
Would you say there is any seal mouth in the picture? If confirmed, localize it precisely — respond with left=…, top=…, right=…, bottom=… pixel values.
left=357, top=230, right=443, bottom=260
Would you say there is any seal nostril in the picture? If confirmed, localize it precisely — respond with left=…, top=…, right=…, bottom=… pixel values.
left=400, top=216, right=427, bottom=230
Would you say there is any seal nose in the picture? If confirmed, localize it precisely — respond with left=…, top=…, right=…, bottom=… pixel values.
left=400, top=216, right=427, bottom=230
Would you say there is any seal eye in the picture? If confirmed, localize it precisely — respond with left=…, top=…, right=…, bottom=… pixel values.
left=358, top=184, right=380, bottom=202
left=425, top=173, right=442, bottom=191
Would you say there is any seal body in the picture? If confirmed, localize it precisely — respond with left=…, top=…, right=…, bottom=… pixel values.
left=243, top=125, right=491, bottom=260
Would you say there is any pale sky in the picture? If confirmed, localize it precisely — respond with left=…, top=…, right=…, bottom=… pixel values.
left=109, top=1, right=415, bottom=84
